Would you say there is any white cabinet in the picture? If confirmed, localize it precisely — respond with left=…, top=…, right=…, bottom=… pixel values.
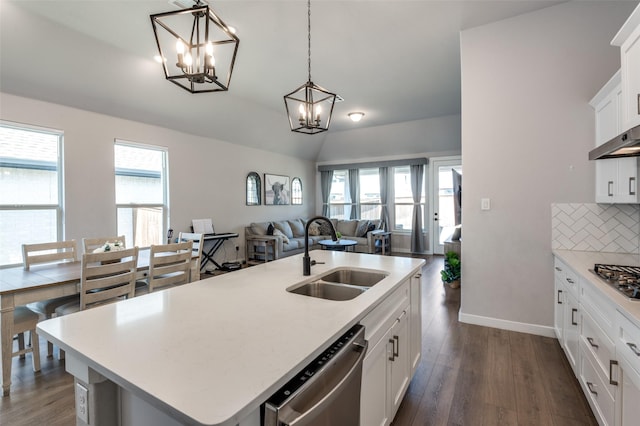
left=590, top=71, right=640, bottom=203
left=612, top=5, right=640, bottom=130
left=554, top=263, right=565, bottom=341
left=564, top=289, right=581, bottom=374
left=553, top=258, right=580, bottom=374
left=360, top=275, right=419, bottom=426
left=615, top=311, right=640, bottom=426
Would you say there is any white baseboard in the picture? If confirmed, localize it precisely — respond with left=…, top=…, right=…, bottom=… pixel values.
left=458, top=312, right=556, bottom=338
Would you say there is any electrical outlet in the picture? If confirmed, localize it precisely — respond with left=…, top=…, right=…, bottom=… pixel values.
left=76, top=383, right=89, bottom=423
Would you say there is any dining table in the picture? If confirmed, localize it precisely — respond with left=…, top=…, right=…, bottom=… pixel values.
left=0, top=249, right=198, bottom=396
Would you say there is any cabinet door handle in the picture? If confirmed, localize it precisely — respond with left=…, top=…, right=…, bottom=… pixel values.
left=393, top=335, right=399, bottom=358
left=630, top=177, right=636, bottom=196
left=628, top=342, right=640, bottom=357
left=608, top=181, right=614, bottom=197
left=587, top=337, right=598, bottom=349
left=637, top=93, right=639, bottom=115
left=555, top=266, right=562, bottom=272
left=414, top=273, right=422, bottom=279
left=566, top=278, right=574, bottom=284
left=388, top=338, right=395, bottom=361
left=571, top=308, right=578, bottom=326
left=557, top=289, right=563, bottom=304
left=609, top=360, right=618, bottom=386
left=586, top=382, right=598, bottom=396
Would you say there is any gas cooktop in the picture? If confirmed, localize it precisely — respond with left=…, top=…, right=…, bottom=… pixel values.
left=592, top=264, right=640, bottom=301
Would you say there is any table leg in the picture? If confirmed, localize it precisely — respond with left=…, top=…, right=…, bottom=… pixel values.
left=1, top=294, right=15, bottom=396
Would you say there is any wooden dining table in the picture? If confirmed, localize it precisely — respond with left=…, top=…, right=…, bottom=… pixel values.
left=0, top=249, right=197, bottom=396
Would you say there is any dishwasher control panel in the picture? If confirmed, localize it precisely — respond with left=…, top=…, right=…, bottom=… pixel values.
left=265, top=323, right=365, bottom=408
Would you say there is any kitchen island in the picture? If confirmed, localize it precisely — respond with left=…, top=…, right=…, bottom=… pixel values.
left=37, top=250, right=424, bottom=426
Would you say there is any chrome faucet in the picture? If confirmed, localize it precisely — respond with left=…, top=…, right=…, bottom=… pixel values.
left=303, top=216, right=338, bottom=276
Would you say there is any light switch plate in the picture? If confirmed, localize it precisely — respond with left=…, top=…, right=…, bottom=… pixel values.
left=481, top=198, right=491, bottom=210
left=76, top=383, right=89, bottom=423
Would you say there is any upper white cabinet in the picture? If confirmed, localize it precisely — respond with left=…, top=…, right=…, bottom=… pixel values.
left=590, top=71, right=640, bottom=203
left=612, top=4, right=640, bottom=130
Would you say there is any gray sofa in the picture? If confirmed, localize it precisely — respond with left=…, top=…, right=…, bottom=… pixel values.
left=245, top=217, right=385, bottom=261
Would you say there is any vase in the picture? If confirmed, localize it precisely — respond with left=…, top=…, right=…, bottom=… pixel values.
left=449, top=279, right=460, bottom=289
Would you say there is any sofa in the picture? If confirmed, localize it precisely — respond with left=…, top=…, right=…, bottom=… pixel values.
left=245, top=217, right=386, bottom=261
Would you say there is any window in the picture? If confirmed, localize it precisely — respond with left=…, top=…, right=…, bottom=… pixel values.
left=393, top=166, right=425, bottom=231
left=0, top=122, right=63, bottom=266
left=115, top=142, right=168, bottom=248
left=291, top=177, right=302, bottom=205
left=328, top=170, right=348, bottom=219
left=359, top=168, right=380, bottom=220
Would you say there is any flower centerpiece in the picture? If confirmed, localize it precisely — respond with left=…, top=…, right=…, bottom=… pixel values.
left=335, top=231, right=342, bottom=242
left=93, top=241, right=125, bottom=253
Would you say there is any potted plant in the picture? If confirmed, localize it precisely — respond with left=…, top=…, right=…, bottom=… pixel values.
left=441, top=251, right=461, bottom=288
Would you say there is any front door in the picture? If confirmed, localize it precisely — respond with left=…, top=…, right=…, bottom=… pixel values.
left=430, top=157, right=462, bottom=255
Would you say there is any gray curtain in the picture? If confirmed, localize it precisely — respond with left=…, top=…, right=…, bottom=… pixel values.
left=410, top=164, right=424, bottom=253
left=348, top=169, right=359, bottom=220
left=320, top=170, right=333, bottom=217
left=379, top=167, right=389, bottom=231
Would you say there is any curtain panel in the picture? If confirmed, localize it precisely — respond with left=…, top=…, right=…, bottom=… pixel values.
left=348, top=169, right=359, bottom=220
left=410, top=164, right=424, bottom=253
left=379, top=167, right=390, bottom=231
left=320, top=170, right=333, bottom=217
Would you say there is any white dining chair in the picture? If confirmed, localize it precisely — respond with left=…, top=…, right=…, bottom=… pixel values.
left=23, top=240, right=79, bottom=357
left=178, top=232, right=204, bottom=282
left=136, top=241, right=193, bottom=295
left=12, top=306, right=41, bottom=374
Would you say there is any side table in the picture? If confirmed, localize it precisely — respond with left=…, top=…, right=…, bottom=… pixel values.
left=373, top=232, right=391, bottom=255
left=246, top=237, right=276, bottom=265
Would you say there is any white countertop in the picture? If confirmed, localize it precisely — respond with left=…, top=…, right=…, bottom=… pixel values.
left=37, top=251, right=424, bottom=426
left=553, top=249, right=640, bottom=328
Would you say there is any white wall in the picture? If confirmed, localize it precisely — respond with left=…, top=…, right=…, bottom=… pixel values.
left=459, top=1, right=637, bottom=335
left=0, top=93, right=316, bottom=265
left=317, top=114, right=461, bottom=162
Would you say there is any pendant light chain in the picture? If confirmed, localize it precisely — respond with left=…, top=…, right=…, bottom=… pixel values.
left=307, top=0, right=312, bottom=82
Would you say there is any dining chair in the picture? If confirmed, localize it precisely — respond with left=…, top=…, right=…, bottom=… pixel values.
left=178, top=232, right=204, bottom=282
left=12, top=306, right=41, bottom=374
left=136, top=241, right=193, bottom=295
left=22, top=240, right=79, bottom=357
left=55, top=247, right=139, bottom=315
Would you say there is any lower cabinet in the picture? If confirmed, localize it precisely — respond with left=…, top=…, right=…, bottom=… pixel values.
left=617, top=355, right=640, bottom=426
left=360, top=273, right=421, bottom=426
left=563, top=290, right=580, bottom=375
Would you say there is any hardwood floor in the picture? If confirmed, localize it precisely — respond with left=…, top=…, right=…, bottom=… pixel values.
left=1, top=255, right=596, bottom=425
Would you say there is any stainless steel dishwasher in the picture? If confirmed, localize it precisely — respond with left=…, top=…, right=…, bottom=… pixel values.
left=263, top=324, right=367, bottom=426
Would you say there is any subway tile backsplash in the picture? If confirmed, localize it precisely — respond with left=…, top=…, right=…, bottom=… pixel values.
left=552, top=203, right=640, bottom=254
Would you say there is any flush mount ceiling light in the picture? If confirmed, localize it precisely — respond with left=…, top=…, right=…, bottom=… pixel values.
left=283, top=0, right=338, bottom=134
left=348, top=112, right=365, bottom=122
left=150, top=0, right=239, bottom=94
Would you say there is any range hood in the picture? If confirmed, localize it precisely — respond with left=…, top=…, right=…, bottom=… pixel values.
left=589, top=124, right=640, bottom=160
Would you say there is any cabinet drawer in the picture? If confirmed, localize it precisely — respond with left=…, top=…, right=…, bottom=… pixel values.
left=617, top=311, right=640, bottom=373
left=580, top=346, right=615, bottom=426
left=581, top=308, right=616, bottom=393
left=581, top=279, right=616, bottom=338
left=554, top=259, right=579, bottom=298
left=361, top=280, right=409, bottom=349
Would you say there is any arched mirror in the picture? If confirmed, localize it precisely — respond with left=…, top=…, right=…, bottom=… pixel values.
left=246, top=172, right=261, bottom=205
left=291, top=177, right=302, bottom=205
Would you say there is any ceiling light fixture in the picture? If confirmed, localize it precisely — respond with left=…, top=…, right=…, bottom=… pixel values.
left=150, top=0, right=239, bottom=94
left=283, top=0, right=337, bottom=134
left=348, top=112, right=365, bottom=122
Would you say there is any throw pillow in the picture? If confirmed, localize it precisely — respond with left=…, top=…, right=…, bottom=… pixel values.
left=308, top=222, right=321, bottom=236
left=273, top=228, right=290, bottom=244
left=316, top=220, right=333, bottom=236
left=355, top=220, right=370, bottom=237
left=367, top=223, right=376, bottom=232
left=251, top=222, right=271, bottom=236
left=288, top=218, right=306, bottom=237
left=267, top=223, right=274, bottom=235
left=274, top=220, right=294, bottom=238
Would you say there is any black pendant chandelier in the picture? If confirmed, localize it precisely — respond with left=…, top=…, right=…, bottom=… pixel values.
left=150, top=0, right=239, bottom=94
left=284, top=0, right=337, bottom=134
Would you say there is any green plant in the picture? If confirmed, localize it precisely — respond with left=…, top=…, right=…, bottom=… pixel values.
left=441, top=251, right=461, bottom=283
left=335, top=231, right=342, bottom=239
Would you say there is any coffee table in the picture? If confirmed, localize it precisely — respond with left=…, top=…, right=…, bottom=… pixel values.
left=318, top=239, right=358, bottom=252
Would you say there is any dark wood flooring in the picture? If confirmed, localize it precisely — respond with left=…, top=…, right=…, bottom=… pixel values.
left=1, top=255, right=596, bottom=425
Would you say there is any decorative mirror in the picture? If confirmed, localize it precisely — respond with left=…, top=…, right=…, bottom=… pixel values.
left=246, top=172, right=261, bottom=205
left=291, top=177, right=303, bottom=205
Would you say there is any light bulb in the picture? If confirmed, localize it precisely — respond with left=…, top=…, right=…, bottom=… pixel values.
left=299, top=104, right=306, bottom=115
left=184, top=53, right=193, bottom=66
left=176, top=40, right=185, bottom=54
left=206, top=42, right=214, bottom=56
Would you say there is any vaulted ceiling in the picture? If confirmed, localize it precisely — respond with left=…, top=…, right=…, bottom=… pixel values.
left=1, top=1, right=563, bottom=160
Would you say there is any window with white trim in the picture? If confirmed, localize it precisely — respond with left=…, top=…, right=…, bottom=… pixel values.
left=114, top=141, right=168, bottom=248
left=359, top=168, right=381, bottom=220
left=328, top=170, right=349, bottom=219
left=0, top=122, right=63, bottom=266
left=393, top=165, right=425, bottom=231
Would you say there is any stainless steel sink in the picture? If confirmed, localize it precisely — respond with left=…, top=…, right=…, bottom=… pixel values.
left=319, top=269, right=387, bottom=287
left=287, top=268, right=388, bottom=301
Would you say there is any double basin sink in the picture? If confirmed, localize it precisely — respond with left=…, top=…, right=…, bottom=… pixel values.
left=287, top=268, right=388, bottom=301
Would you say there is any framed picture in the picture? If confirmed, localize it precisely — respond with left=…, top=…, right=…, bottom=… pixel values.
left=264, top=173, right=290, bottom=205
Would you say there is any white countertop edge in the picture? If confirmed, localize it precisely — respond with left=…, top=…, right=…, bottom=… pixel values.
left=552, top=249, right=640, bottom=329
left=37, top=251, right=425, bottom=426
